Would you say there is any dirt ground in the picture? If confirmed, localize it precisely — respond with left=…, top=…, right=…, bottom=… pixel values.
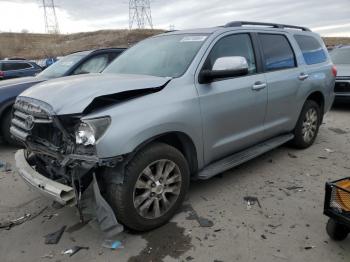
left=0, top=105, right=350, bottom=262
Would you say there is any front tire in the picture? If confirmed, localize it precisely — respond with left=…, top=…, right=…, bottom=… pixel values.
left=291, top=100, right=321, bottom=149
left=106, top=142, right=190, bottom=232
left=1, top=109, right=19, bottom=145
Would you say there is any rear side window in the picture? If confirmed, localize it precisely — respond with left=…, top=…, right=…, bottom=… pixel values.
left=294, top=35, right=327, bottom=65
left=259, top=34, right=296, bottom=71
left=2, top=62, right=32, bottom=71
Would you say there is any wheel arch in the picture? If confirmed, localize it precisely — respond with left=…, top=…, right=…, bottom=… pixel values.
left=305, top=91, right=325, bottom=122
left=131, top=131, right=199, bottom=177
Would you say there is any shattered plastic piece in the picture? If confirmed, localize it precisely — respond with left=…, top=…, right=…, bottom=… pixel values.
left=102, top=240, right=124, bottom=250
left=44, top=225, right=66, bottom=244
left=0, top=213, right=31, bottom=229
left=244, top=196, right=262, bottom=208
left=325, top=148, right=335, bottom=153
left=304, top=246, right=316, bottom=250
left=62, top=246, right=89, bottom=257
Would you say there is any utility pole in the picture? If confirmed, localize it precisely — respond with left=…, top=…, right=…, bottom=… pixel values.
left=129, top=0, right=153, bottom=29
left=41, top=0, right=60, bottom=34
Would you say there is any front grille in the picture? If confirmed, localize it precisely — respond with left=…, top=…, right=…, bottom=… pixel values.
left=334, top=81, right=350, bottom=93
left=10, top=98, right=63, bottom=147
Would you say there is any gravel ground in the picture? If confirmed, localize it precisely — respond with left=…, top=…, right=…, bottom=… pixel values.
left=0, top=105, right=349, bottom=262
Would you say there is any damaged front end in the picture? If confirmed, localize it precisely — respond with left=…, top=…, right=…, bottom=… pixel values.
left=11, top=97, right=124, bottom=236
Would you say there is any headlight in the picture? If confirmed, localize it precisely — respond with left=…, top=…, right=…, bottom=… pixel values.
left=75, top=117, right=111, bottom=146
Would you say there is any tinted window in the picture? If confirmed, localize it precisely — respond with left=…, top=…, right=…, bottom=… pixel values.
left=330, top=48, right=350, bottom=65
left=295, top=35, right=327, bottom=65
left=203, top=34, right=256, bottom=74
left=2, top=62, right=31, bottom=71
left=259, top=34, right=296, bottom=71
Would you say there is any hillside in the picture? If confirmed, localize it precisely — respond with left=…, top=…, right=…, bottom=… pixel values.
left=0, top=29, right=349, bottom=59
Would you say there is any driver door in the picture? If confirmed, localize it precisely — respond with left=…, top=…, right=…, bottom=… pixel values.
left=195, top=33, right=268, bottom=164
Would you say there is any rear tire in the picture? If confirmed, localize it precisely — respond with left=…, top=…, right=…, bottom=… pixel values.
left=106, top=142, right=190, bottom=232
left=326, top=219, right=349, bottom=241
left=1, top=109, right=20, bottom=145
left=291, top=100, right=321, bottom=149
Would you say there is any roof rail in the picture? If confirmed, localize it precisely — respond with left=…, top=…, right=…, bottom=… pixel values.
left=224, top=21, right=311, bottom=32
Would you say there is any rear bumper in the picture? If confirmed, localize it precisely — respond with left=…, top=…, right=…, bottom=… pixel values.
left=15, top=149, right=76, bottom=206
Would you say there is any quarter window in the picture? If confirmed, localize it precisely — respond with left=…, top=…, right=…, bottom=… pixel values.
left=203, top=34, right=257, bottom=74
left=295, top=35, right=327, bottom=65
left=259, top=34, right=296, bottom=71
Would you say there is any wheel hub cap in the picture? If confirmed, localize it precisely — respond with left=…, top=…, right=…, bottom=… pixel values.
left=133, top=159, right=182, bottom=219
left=302, top=108, right=318, bottom=143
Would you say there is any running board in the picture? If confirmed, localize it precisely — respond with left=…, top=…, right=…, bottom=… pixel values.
left=198, top=134, right=294, bottom=180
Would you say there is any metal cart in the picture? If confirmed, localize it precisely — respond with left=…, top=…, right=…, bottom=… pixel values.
left=324, top=178, right=350, bottom=241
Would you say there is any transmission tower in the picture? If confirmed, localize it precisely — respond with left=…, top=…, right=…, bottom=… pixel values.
left=41, top=0, right=60, bottom=34
left=129, top=0, right=153, bottom=29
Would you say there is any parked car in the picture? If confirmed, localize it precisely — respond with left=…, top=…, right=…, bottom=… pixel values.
left=12, top=21, right=335, bottom=234
left=0, top=60, right=42, bottom=80
left=330, top=45, right=350, bottom=103
left=0, top=48, right=125, bottom=144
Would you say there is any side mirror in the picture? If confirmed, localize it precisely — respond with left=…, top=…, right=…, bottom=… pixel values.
left=199, top=56, right=249, bottom=84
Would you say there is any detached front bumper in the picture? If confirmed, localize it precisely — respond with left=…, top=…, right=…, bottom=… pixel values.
left=15, top=149, right=76, bottom=206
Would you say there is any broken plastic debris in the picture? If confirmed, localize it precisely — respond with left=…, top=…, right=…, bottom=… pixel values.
left=62, top=246, right=89, bottom=257
left=44, top=225, right=66, bottom=245
left=0, top=213, right=31, bottom=229
left=244, top=196, right=262, bottom=209
left=324, top=148, right=335, bottom=153
left=304, top=245, right=316, bottom=250
left=102, top=240, right=124, bottom=250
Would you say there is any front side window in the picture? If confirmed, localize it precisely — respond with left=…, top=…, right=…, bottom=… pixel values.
left=202, top=33, right=257, bottom=74
left=104, top=34, right=208, bottom=78
left=73, top=54, right=109, bottom=75
left=259, top=34, right=296, bottom=71
left=295, top=35, right=327, bottom=65
left=330, top=48, right=350, bottom=65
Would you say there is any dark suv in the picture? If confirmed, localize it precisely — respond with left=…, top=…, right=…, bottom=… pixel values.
left=0, top=48, right=125, bottom=144
left=0, top=60, right=42, bottom=80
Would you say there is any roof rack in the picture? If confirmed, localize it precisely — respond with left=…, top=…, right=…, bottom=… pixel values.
left=224, top=21, right=311, bottom=32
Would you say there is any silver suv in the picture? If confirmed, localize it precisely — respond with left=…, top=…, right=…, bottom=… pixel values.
left=12, top=21, right=335, bottom=233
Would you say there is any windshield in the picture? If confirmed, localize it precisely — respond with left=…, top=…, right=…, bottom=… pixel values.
left=38, top=54, right=85, bottom=78
left=330, top=48, right=350, bottom=65
left=104, top=34, right=208, bottom=78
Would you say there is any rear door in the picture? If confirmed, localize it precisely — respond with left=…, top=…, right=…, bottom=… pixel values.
left=258, top=33, right=304, bottom=138
left=195, top=33, right=268, bottom=164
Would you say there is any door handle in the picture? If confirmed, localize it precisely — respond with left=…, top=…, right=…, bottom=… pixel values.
left=252, top=82, right=267, bottom=91
left=298, top=73, right=309, bottom=81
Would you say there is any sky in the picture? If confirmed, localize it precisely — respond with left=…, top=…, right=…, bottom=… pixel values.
left=0, top=0, right=349, bottom=36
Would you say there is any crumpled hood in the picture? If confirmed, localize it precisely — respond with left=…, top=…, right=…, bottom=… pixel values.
left=20, top=73, right=171, bottom=115
left=335, top=64, right=350, bottom=77
left=0, top=76, right=46, bottom=90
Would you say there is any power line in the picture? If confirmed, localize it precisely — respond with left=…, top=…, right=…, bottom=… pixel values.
left=41, top=0, right=60, bottom=34
left=129, top=0, right=153, bottom=29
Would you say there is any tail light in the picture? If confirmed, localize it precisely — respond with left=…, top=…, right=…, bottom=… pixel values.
left=332, top=65, right=337, bottom=77
left=0, top=71, right=4, bottom=78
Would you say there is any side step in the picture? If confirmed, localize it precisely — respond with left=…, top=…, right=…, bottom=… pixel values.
left=198, top=133, right=294, bottom=180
